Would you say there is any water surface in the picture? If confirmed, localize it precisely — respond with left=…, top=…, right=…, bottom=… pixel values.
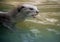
left=0, top=0, right=60, bottom=42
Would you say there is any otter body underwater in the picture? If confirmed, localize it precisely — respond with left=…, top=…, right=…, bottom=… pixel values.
left=0, top=4, right=39, bottom=32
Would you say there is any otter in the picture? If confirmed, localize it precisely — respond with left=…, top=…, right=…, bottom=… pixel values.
left=0, top=4, right=39, bottom=32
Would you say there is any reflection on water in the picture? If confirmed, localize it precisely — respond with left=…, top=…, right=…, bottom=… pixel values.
left=46, top=28, right=60, bottom=34
left=0, top=0, right=60, bottom=42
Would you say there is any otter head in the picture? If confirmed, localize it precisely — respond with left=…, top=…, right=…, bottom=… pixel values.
left=17, top=4, right=39, bottom=18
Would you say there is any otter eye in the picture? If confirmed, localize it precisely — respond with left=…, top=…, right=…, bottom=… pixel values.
left=21, top=6, right=25, bottom=8
left=29, top=8, right=34, bottom=10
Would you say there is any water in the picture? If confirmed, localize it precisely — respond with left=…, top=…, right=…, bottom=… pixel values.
left=0, top=0, right=60, bottom=42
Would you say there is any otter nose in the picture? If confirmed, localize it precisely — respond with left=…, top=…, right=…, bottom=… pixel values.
left=36, top=11, right=39, bottom=13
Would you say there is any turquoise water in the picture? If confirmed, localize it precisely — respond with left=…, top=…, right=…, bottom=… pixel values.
left=0, top=2, right=60, bottom=42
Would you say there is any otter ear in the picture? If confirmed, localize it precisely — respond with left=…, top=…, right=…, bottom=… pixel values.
left=17, top=6, right=25, bottom=12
